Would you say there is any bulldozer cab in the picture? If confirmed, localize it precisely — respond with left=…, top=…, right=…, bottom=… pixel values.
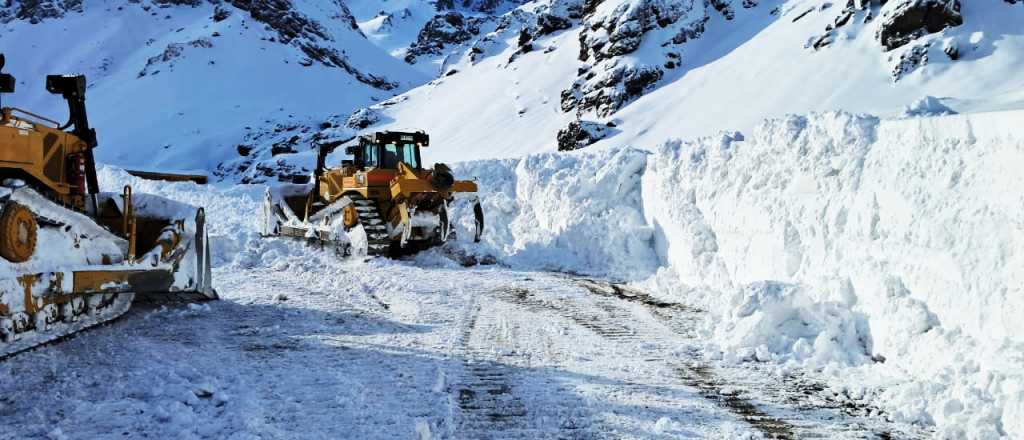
left=344, top=131, right=429, bottom=171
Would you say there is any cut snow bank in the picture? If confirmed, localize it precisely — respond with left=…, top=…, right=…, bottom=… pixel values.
left=84, top=110, right=1022, bottom=438
left=641, top=110, right=1024, bottom=438
left=451, top=148, right=659, bottom=279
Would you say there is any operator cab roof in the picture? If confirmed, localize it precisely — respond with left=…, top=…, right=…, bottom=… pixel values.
left=361, top=131, right=430, bottom=147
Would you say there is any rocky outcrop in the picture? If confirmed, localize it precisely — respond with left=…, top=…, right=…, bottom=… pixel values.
left=566, top=0, right=746, bottom=117
left=556, top=120, right=613, bottom=151
left=0, top=0, right=82, bottom=24
left=138, top=38, right=214, bottom=78
left=226, top=0, right=398, bottom=90
left=877, top=0, right=962, bottom=51
left=345, top=107, right=382, bottom=130
left=435, top=0, right=527, bottom=14
left=405, top=12, right=483, bottom=64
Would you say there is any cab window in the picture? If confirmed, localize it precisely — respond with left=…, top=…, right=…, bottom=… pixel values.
left=381, top=143, right=420, bottom=169
left=363, top=144, right=379, bottom=168
left=402, top=144, right=419, bottom=168
left=382, top=144, right=400, bottom=169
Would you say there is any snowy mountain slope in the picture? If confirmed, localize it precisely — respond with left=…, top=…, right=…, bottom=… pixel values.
left=347, top=0, right=529, bottom=76
left=362, top=0, right=1024, bottom=163
left=0, top=0, right=427, bottom=176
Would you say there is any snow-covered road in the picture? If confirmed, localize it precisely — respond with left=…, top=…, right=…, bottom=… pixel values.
left=0, top=245, right=926, bottom=439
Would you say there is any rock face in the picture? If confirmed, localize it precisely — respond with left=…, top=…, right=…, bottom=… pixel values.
left=226, top=0, right=398, bottom=90
left=0, top=0, right=82, bottom=24
left=878, top=0, right=963, bottom=51
left=215, top=115, right=356, bottom=184
left=345, top=107, right=382, bottom=130
left=556, top=120, right=612, bottom=151
left=435, top=0, right=527, bottom=13
left=565, top=0, right=746, bottom=117
left=805, top=0, right=980, bottom=81
left=405, top=11, right=482, bottom=64
left=138, top=38, right=214, bottom=78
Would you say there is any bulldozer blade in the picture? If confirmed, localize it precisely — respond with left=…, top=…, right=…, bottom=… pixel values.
left=189, top=207, right=217, bottom=300
left=125, top=170, right=208, bottom=185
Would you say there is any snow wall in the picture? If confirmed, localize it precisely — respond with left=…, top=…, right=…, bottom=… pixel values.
left=454, top=110, right=1024, bottom=438
left=640, top=110, right=1024, bottom=438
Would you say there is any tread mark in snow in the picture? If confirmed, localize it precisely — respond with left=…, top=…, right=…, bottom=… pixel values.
left=489, top=277, right=924, bottom=439
left=448, top=300, right=592, bottom=439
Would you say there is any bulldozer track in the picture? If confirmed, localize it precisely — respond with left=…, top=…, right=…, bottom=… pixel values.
left=348, top=194, right=391, bottom=257
left=448, top=300, right=594, bottom=439
left=485, top=278, right=924, bottom=440
left=0, top=293, right=134, bottom=362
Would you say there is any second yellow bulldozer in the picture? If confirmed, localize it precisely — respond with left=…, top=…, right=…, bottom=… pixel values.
left=261, top=131, right=484, bottom=256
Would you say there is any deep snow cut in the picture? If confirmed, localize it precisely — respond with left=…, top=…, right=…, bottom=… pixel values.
left=640, top=110, right=1024, bottom=439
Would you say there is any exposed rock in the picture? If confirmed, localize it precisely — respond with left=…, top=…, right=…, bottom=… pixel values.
left=1, top=0, right=82, bottom=24
left=270, top=136, right=300, bottom=156
left=557, top=120, right=612, bottom=151
left=212, top=5, right=231, bottom=22
left=345, top=108, right=381, bottom=130
left=943, top=39, right=959, bottom=60
left=535, top=13, right=573, bottom=36
left=435, top=0, right=527, bottom=13
left=226, top=0, right=398, bottom=89
left=565, top=63, right=663, bottom=117
left=154, top=0, right=205, bottom=6
left=569, top=0, right=737, bottom=116
left=138, top=38, right=214, bottom=78
left=890, top=42, right=930, bottom=81
left=405, top=12, right=482, bottom=64
left=878, top=0, right=962, bottom=51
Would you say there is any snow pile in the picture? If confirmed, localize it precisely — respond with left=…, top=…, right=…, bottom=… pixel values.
left=641, top=110, right=1024, bottom=438
left=452, top=147, right=659, bottom=279
left=900, top=95, right=958, bottom=118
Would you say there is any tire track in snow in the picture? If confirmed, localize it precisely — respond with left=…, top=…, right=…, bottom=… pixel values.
left=446, top=293, right=594, bottom=439
left=575, top=278, right=928, bottom=439
left=488, top=276, right=925, bottom=439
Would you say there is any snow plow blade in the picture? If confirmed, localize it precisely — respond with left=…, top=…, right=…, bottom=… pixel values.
left=102, top=191, right=218, bottom=302
left=124, top=169, right=209, bottom=185
left=0, top=188, right=216, bottom=359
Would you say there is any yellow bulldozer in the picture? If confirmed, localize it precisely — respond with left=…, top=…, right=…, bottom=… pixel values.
left=0, top=54, right=216, bottom=358
left=261, top=130, right=484, bottom=256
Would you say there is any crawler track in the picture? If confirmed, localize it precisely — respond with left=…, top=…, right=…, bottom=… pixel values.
left=350, top=194, right=391, bottom=256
